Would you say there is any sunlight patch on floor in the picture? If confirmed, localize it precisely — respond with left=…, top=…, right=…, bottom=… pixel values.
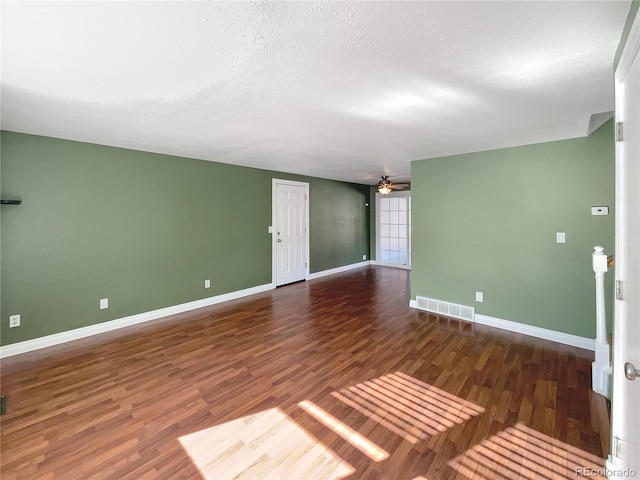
left=178, top=408, right=354, bottom=480
left=447, top=422, right=606, bottom=479
left=332, top=371, right=484, bottom=444
left=298, top=400, right=389, bottom=462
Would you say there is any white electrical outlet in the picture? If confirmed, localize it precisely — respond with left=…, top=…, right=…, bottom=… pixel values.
left=475, top=292, right=484, bottom=302
left=362, top=254, right=367, bottom=260
left=205, top=279, right=211, bottom=288
left=100, top=298, right=109, bottom=310
left=9, top=314, right=20, bottom=328
left=556, top=232, right=566, bottom=244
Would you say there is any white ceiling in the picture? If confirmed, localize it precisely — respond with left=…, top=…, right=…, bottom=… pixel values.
left=0, top=1, right=631, bottom=185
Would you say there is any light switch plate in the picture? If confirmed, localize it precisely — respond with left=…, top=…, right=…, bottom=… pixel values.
left=9, top=315, right=20, bottom=328
left=100, top=298, right=109, bottom=310
left=475, top=292, right=483, bottom=302
left=591, top=206, right=609, bottom=216
left=556, top=232, right=566, bottom=244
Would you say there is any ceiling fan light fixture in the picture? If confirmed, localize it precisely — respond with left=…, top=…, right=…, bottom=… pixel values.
left=377, top=176, right=392, bottom=195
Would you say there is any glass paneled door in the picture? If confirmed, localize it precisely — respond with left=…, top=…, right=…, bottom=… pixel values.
left=377, top=192, right=411, bottom=268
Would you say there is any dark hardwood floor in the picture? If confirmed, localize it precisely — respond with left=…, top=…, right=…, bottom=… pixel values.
left=1, top=266, right=606, bottom=479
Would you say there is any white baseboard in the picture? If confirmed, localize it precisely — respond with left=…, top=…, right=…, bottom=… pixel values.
left=0, top=283, right=275, bottom=359
left=370, top=260, right=411, bottom=270
left=376, top=263, right=411, bottom=270
left=410, top=298, right=594, bottom=351
left=474, top=313, right=595, bottom=351
left=308, top=260, right=372, bottom=280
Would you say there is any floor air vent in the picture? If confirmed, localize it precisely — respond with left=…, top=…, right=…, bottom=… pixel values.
left=414, top=296, right=475, bottom=322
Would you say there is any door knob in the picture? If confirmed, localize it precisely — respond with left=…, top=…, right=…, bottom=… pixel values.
left=624, top=362, right=640, bottom=381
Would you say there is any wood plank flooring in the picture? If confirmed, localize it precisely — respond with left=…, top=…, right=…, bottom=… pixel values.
left=0, top=266, right=606, bottom=479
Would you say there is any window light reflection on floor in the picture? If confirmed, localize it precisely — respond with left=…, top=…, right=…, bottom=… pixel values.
left=332, top=371, right=484, bottom=444
left=298, top=400, right=389, bottom=462
left=447, top=423, right=606, bottom=480
left=178, top=408, right=354, bottom=480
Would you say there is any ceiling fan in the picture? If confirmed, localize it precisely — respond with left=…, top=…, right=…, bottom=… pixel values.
left=377, top=176, right=409, bottom=195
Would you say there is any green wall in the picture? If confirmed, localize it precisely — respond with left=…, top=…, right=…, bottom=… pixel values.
left=0, top=131, right=370, bottom=346
left=309, top=177, right=370, bottom=269
left=410, top=121, right=615, bottom=338
left=369, top=186, right=377, bottom=261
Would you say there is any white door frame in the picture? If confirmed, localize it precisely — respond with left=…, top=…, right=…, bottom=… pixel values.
left=375, top=190, right=411, bottom=270
left=608, top=11, right=640, bottom=477
left=272, top=178, right=310, bottom=286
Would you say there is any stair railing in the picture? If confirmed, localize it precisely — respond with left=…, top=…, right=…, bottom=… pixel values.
left=592, top=246, right=612, bottom=398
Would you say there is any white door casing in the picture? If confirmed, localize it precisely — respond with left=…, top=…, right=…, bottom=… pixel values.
left=272, top=179, right=309, bottom=287
left=609, top=13, right=640, bottom=477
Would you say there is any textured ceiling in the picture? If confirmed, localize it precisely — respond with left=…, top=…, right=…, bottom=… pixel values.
left=0, top=1, right=631, bottom=185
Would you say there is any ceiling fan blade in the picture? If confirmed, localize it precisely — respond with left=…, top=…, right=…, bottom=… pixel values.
left=391, top=184, right=410, bottom=189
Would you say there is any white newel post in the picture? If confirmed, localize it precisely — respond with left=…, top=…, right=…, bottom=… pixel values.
left=592, top=246, right=612, bottom=398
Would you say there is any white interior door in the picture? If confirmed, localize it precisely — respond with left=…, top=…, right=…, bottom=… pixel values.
left=609, top=16, right=640, bottom=476
left=274, top=180, right=308, bottom=287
